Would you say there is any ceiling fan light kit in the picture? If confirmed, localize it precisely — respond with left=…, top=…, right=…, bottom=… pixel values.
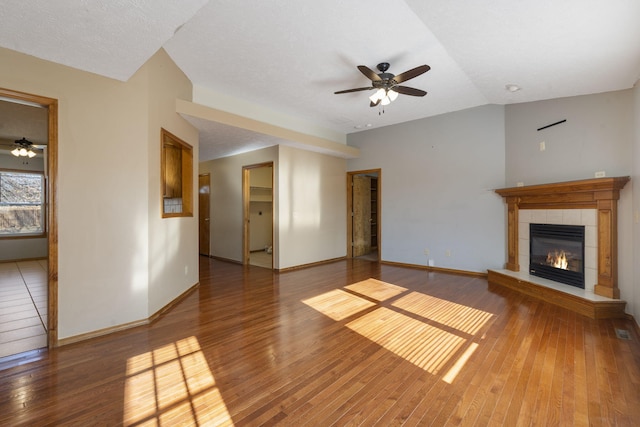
left=335, top=62, right=430, bottom=109
left=11, top=137, right=37, bottom=158
left=369, top=88, right=399, bottom=105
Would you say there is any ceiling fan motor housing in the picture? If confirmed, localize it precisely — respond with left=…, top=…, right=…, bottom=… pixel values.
left=374, top=63, right=396, bottom=88
left=373, top=73, right=396, bottom=89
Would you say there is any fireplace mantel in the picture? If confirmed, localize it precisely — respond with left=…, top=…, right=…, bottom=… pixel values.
left=495, top=176, right=630, bottom=299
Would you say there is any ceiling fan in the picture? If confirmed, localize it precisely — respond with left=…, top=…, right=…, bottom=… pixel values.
left=3, top=137, right=46, bottom=158
left=334, top=62, right=430, bottom=107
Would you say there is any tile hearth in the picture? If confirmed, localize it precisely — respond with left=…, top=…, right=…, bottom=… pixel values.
left=487, top=269, right=627, bottom=319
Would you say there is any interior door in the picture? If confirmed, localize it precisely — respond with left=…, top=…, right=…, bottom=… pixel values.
left=198, top=174, right=210, bottom=256
left=352, top=175, right=371, bottom=257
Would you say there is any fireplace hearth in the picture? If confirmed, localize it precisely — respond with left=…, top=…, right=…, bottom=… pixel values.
left=529, top=223, right=584, bottom=288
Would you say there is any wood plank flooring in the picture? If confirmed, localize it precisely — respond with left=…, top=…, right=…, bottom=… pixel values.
left=0, top=260, right=48, bottom=359
left=1, top=257, right=639, bottom=426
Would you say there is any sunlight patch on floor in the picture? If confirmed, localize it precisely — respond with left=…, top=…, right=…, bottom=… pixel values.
left=302, top=289, right=376, bottom=321
left=123, top=336, right=233, bottom=426
left=346, top=307, right=465, bottom=373
left=302, top=278, right=494, bottom=382
left=442, top=342, right=479, bottom=384
left=344, top=278, right=407, bottom=301
left=392, top=292, right=494, bottom=335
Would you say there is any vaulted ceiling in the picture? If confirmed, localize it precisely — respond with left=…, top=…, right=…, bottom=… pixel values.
left=1, top=1, right=639, bottom=160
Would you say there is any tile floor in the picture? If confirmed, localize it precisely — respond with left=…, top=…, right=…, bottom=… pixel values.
left=250, top=250, right=272, bottom=269
left=0, top=260, right=48, bottom=359
left=356, top=249, right=379, bottom=262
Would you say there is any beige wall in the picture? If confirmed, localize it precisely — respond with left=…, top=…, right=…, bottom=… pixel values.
left=0, top=47, right=198, bottom=339
left=277, top=145, right=346, bottom=269
left=146, top=50, right=199, bottom=316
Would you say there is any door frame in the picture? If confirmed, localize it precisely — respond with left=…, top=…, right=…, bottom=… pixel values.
left=242, top=162, right=274, bottom=267
left=1, top=87, right=59, bottom=348
left=346, top=169, right=381, bottom=260
left=198, top=173, right=211, bottom=256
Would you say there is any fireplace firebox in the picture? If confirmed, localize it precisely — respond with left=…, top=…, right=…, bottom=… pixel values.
left=529, top=223, right=585, bottom=289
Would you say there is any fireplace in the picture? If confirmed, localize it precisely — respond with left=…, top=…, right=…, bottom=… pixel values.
left=491, top=177, right=630, bottom=318
left=529, top=223, right=585, bottom=289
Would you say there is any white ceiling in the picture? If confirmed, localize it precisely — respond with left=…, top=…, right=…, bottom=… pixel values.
left=1, top=1, right=639, bottom=161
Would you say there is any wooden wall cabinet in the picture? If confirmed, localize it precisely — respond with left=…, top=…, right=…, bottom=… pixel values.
left=161, top=129, right=193, bottom=217
left=163, top=143, right=182, bottom=198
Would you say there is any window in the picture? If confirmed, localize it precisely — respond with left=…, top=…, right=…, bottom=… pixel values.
left=0, top=170, right=45, bottom=237
left=161, top=128, right=193, bottom=217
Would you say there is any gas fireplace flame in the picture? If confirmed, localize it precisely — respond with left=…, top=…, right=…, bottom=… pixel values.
left=547, top=250, right=569, bottom=270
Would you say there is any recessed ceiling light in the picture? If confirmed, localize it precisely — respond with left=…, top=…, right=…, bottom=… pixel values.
left=354, top=123, right=373, bottom=129
left=505, top=84, right=521, bottom=92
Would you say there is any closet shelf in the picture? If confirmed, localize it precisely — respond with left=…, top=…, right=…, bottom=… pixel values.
left=250, top=186, right=272, bottom=202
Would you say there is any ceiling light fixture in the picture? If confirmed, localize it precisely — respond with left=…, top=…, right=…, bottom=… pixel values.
left=505, top=84, right=521, bottom=92
left=369, top=88, right=398, bottom=105
left=11, top=137, right=37, bottom=158
left=354, top=123, right=373, bottom=130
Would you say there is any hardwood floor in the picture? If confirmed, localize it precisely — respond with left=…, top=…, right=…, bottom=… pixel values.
left=1, top=257, right=639, bottom=426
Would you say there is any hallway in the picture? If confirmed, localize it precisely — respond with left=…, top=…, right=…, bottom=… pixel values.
left=0, top=260, right=47, bottom=359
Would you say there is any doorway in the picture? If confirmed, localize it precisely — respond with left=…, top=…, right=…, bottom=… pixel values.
left=347, top=169, right=380, bottom=261
left=0, top=87, right=58, bottom=356
left=198, top=173, right=210, bottom=256
left=242, top=163, right=274, bottom=269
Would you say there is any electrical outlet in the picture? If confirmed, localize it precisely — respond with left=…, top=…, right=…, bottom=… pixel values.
left=539, top=141, right=546, bottom=151
left=595, top=171, right=606, bottom=178
left=184, top=265, right=188, bottom=275
left=517, top=182, right=524, bottom=187
left=445, top=249, right=451, bottom=257
left=424, top=249, right=430, bottom=256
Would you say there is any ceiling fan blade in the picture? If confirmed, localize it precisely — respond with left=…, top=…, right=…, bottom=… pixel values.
left=334, top=87, right=373, bottom=94
left=357, top=65, right=382, bottom=81
left=370, top=99, right=381, bottom=107
left=394, top=86, right=427, bottom=97
left=393, top=65, right=430, bottom=84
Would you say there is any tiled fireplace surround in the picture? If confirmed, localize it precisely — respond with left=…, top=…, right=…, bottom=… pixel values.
left=489, top=177, right=630, bottom=319
left=518, top=209, right=597, bottom=293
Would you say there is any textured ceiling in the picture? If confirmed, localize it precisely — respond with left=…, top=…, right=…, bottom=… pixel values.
left=1, top=1, right=638, bottom=160
left=0, top=0, right=207, bottom=81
